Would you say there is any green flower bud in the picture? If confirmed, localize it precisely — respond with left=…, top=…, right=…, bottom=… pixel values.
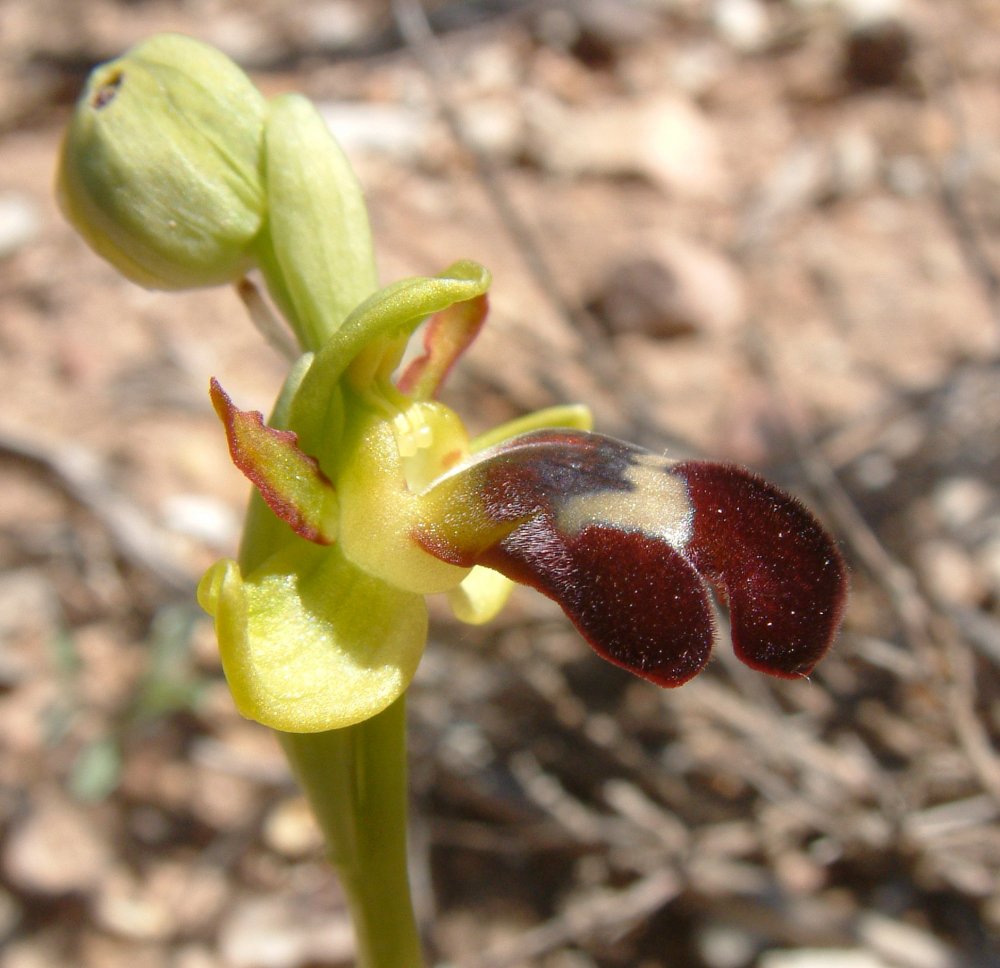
left=56, top=33, right=267, bottom=289
left=258, top=94, right=378, bottom=349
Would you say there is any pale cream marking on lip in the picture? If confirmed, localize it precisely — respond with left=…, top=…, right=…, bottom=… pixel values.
left=555, top=454, right=693, bottom=550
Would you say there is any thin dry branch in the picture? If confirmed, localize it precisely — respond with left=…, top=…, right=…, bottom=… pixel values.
left=933, top=56, right=1000, bottom=336
left=741, top=330, right=1000, bottom=807
left=0, top=428, right=191, bottom=593
left=452, top=868, right=682, bottom=968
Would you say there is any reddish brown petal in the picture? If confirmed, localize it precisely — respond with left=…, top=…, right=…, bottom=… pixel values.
left=675, top=461, right=847, bottom=679
left=415, top=429, right=714, bottom=685
left=396, top=294, right=488, bottom=399
left=417, top=430, right=846, bottom=686
left=484, top=518, right=715, bottom=686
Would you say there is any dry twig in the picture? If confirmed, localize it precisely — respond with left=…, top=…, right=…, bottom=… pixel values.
left=0, top=428, right=191, bottom=593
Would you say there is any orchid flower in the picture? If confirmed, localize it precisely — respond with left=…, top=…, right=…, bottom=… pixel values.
left=58, top=34, right=847, bottom=966
left=54, top=36, right=845, bottom=733
left=197, top=257, right=846, bottom=733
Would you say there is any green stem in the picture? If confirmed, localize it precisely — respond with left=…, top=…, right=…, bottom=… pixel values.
left=276, top=698, right=425, bottom=968
left=253, top=223, right=317, bottom=351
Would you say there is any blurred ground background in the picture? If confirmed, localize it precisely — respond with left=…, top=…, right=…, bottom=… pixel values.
left=1, top=0, right=999, bottom=966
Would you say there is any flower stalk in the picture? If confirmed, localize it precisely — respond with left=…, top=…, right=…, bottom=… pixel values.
left=278, top=703, right=424, bottom=968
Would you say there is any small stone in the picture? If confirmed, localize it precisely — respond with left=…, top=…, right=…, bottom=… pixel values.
left=0, top=193, right=40, bottom=259
left=458, top=100, right=524, bottom=161
left=858, top=912, right=958, bottom=968
left=932, top=477, right=994, bottom=533
left=774, top=850, right=826, bottom=894
left=93, top=860, right=229, bottom=942
left=713, top=0, right=771, bottom=53
left=318, top=102, right=434, bottom=164
left=189, top=765, right=259, bottom=832
left=587, top=239, right=745, bottom=340
left=639, top=97, right=730, bottom=199
left=172, top=946, right=226, bottom=968
left=670, top=44, right=729, bottom=96
left=292, top=0, right=376, bottom=51
left=3, top=794, right=110, bottom=895
left=830, top=128, right=880, bottom=197
left=220, top=893, right=354, bottom=968
left=92, top=866, right=176, bottom=941
left=160, top=861, right=228, bottom=935
left=589, top=258, right=699, bottom=339
left=759, top=950, right=887, bottom=968
left=844, top=17, right=913, bottom=88
left=263, top=797, right=324, bottom=858
left=204, top=14, right=288, bottom=67
left=696, top=922, right=758, bottom=968
left=526, top=93, right=728, bottom=199
left=852, top=452, right=896, bottom=491
left=916, top=539, right=982, bottom=607
left=839, top=0, right=904, bottom=25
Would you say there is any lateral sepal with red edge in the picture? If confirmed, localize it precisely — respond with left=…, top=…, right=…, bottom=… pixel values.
left=413, top=429, right=846, bottom=687
left=210, top=377, right=338, bottom=545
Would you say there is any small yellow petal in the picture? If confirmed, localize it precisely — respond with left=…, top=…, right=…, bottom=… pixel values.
left=446, top=566, right=514, bottom=625
left=470, top=404, right=593, bottom=453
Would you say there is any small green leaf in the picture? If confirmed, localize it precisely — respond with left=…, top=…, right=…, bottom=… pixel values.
left=69, top=738, right=122, bottom=802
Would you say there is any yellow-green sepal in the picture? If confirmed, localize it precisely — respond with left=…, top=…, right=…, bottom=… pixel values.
left=198, top=546, right=428, bottom=732
left=287, top=262, right=492, bottom=440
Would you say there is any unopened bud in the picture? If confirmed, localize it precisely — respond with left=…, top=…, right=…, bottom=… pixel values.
left=57, top=33, right=267, bottom=289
